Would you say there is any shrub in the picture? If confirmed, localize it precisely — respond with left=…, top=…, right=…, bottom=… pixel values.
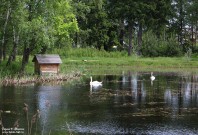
left=141, top=31, right=182, bottom=57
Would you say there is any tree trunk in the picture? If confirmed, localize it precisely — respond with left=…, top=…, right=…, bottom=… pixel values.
left=128, top=24, right=133, bottom=56
left=119, top=19, right=125, bottom=48
left=20, top=0, right=33, bottom=73
left=195, top=21, right=197, bottom=48
left=104, top=41, right=109, bottom=51
left=137, top=23, right=142, bottom=56
left=20, top=45, right=30, bottom=73
left=191, top=23, right=194, bottom=51
left=75, top=32, right=78, bottom=47
left=178, top=0, right=184, bottom=50
left=7, top=26, right=19, bottom=66
left=20, top=38, right=36, bottom=73
left=3, top=39, right=8, bottom=60
left=0, top=47, right=2, bottom=63
left=0, top=5, right=11, bottom=63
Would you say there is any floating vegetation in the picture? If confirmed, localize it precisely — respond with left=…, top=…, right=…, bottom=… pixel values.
left=89, top=88, right=135, bottom=103
left=113, top=107, right=198, bottom=119
left=91, top=88, right=134, bottom=97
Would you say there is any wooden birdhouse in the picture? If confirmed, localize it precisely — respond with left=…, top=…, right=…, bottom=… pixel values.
left=32, top=54, right=62, bottom=75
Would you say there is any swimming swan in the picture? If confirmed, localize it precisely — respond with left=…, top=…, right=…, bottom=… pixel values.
left=90, top=76, right=102, bottom=86
left=150, top=72, right=155, bottom=81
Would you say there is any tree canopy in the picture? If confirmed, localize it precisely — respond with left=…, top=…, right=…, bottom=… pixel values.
left=0, top=0, right=197, bottom=72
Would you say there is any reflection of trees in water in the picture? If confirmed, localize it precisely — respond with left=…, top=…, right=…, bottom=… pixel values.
left=104, top=72, right=198, bottom=110
left=130, top=72, right=146, bottom=105
left=107, top=72, right=146, bottom=105
left=37, top=85, right=62, bottom=134
left=89, top=72, right=198, bottom=117
left=164, top=73, right=198, bottom=116
left=183, top=74, right=198, bottom=107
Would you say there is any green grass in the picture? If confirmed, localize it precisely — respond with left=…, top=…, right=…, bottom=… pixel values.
left=51, top=47, right=128, bottom=58
left=61, top=56, right=198, bottom=68
left=0, top=48, right=198, bottom=78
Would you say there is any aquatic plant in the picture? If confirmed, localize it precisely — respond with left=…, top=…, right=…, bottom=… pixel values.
left=22, top=103, right=41, bottom=135
left=13, top=119, right=19, bottom=128
left=30, top=110, right=40, bottom=135
left=23, top=103, right=30, bottom=134
left=0, top=110, right=3, bottom=134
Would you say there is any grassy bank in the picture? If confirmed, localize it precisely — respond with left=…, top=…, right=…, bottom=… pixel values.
left=0, top=48, right=198, bottom=84
left=53, top=47, right=198, bottom=68
left=62, top=56, right=198, bottom=68
left=60, top=56, right=198, bottom=75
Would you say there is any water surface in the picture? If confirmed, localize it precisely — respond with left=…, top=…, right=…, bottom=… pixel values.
left=0, top=71, right=198, bottom=134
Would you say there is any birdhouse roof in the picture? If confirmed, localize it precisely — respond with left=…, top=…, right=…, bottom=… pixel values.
left=32, top=54, right=62, bottom=64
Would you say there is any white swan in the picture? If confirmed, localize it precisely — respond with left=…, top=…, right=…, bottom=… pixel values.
left=150, top=72, right=155, bottom=81
left=90, top=76, right=102, bottom=86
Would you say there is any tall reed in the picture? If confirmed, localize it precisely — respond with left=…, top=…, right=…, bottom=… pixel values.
left=0, top=110, right=3, bottom=135
left=23, top=103, right=30, bottom=134
left=23, top=103, right=41, bottom=135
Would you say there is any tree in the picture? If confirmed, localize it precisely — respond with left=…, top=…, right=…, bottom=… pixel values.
left=6, top=0, right=25, bottom=66
left=53, top=0, right=79, bottom=48
left=107, top=0, right=137, bottom=55
left=71, top=0, right=91, bottom=47
left=186, top=0, right=198, bottom=51
left=169, top=0, right=191, bottom=51
left=0, top=1, right=12, bottom=63
left=107, top=0, right=171, bottom=55
left=20, top=0, right=78, bottom=73
left=0, top=0, right=78, bottom=72
left=75, top=0, right=110, bottom=50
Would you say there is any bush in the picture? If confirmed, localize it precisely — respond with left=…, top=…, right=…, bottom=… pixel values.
left=0, top=61, right=21, bottom=77
left=141, top=31, right=182, bottom=57
left=192, top=45, right=198, bottom=54
left=165, top=38, right=182, bottom=56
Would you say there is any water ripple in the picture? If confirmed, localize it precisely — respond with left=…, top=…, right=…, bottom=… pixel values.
left=60, top=121, right=198, bottom=135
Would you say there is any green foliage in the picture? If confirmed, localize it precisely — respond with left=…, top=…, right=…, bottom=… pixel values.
left=0, top=0, right=80, bottom=73
left=50, top=47, right=128, bottom=58
left=165, top=38, right=182, bottom=56
left=142, top=31, right=182, bottom=57
left=192, top=45, right=198, bottom=54
left=0, top=61, right=21, bottom=77
left=53, top=0, right=79, bottom=39
left=0, top=0, right=198, bottom=75
left=184, top=48, right=192, bottom=61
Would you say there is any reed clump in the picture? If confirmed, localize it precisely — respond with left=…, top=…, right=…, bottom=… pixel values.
left=0, top=71, right=82, bottom=86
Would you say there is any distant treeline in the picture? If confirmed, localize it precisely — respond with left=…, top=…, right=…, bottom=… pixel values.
left=0, top=0, right=198, bottom=72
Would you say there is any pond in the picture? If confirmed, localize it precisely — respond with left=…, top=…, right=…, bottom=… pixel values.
left=0, top=70, right=198, bottom=135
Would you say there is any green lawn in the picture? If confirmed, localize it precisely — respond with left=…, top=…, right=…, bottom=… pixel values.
left=61, top=56, right=198, bottom=68
left=0, top=54, right=197, bottom=78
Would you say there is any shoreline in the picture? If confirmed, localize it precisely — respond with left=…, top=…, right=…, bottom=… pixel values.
left=1, top=64, right=197, bottom=86
left=1, top=56, right=198, bottom=86
left=0, top=71, right=82, bottom=86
